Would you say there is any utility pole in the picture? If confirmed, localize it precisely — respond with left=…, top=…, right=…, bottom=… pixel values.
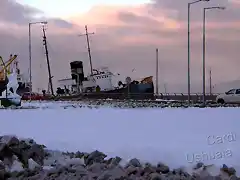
left=42, top=26, right=54, bottom=96
left=164, top=83, right=167, bottom=94
left=28, top=21, right=47, bottom=94
left=209, top=67, right=212, bottom=95
left=202, top=9, right=206, bottom=105
left=187, top=0, right=210, bottom=105
left=156, top=48, right=159, bottom=95
left=78, top=25, right=94, bottom=74
left=28, top=23, right=32, bottom=92
left=202, top=6, right=225, bottom=105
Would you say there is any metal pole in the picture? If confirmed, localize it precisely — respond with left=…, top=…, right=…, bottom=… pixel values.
left=78, top=26, right=95, bottom=75
left=187, top=3, right=191, bottom=104
left=28, top=21, right=47, bottom=100
left=85, top=25, right=93, bottom=74
left=156, top=48, right=159, bottom=95
left=209, top=68, right=212, bottom=95
left=202, top=9, right=206, bottom=105
left=28, top=23, right=32, bottom=101
left=42, top=26, right=54, bottom=96
left=28, top=23, right=32, bottom=92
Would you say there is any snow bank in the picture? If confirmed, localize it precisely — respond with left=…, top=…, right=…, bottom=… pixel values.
left=0, top=107, right=239, bottom=174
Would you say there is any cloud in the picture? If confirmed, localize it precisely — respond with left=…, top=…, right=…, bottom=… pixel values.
left=0, top=0, right=43, bottom=24
left=0, top=0, right=240, bottom=93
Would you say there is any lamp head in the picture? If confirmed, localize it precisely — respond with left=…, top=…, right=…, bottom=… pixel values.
left=204, top=6, right=226, bottom=10
left=218, top=6, right=225, bottom=10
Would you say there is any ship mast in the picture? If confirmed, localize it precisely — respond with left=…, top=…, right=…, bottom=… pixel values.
left=78, top=25, right=95, bottom=75
left=42, top=26, right=54, bottom=96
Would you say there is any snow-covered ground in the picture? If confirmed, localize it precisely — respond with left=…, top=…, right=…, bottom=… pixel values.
left=0, top=101, right=239, bottom=174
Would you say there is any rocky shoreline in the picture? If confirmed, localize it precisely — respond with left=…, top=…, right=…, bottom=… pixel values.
left=4, top=99, right=240, bottom=110
left=0, top=135, right=239, bottom=180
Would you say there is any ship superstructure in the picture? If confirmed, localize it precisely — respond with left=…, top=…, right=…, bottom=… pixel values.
left=57, top=61, right=154, bottom=99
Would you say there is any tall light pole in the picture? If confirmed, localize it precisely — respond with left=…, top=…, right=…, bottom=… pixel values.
left=187, top=0, right=209, bottom=105
left=202, top=6, right=225, bottom=105
left=28, top=21, right=47, bottom=93
left=156, top=48, right=159, bottom=95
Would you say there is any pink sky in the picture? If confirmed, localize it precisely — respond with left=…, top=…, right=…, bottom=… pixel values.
left=0, top=0, right=239, bottom=93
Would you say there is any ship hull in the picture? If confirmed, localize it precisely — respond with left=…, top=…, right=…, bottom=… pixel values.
left=55, top=82, right=154, bottom=100
left=0, top=97, right=21, bottom=107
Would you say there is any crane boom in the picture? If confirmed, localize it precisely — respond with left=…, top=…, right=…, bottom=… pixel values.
left=0, top=54, right=18, bottom=80
left=0, top=55, right=17, bottom=73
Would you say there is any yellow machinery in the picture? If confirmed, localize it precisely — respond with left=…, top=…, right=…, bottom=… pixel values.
left=0, top=54, right=17, bottom=81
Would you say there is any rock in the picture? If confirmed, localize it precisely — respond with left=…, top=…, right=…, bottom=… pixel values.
left=149, top=172, right=162, bottom=180
left=143, top=163, right=156, bottom=176
left=156, top=162, right=169, bottom=174
left=106, top=156, right=122, bottom=166
left=73, top=164, right=89, bottom=176
left=75, top=151, right=85, bottom=159
left=9, top=159, right=24, bottom=172
left=128, top=158, right=141, bottom=167
left=97, top=166, right=126, bottom=180
left=81, top=175, right=95, bottom=180
left=193, top=162, right=204, bottom=170
left=46, top=166, right=64, bottom=176
left=20, top=138, right=36, bottom=146
left=85, top=150, right=107, bottom=165
left=0, top=143, right=13, bottom=159
left=228, top=167, right=237, bottom=176
left=0, top=160, right=6, bottom=179
left=126, top=165, right=139, bottom=176
left=222, top=164, right=228, bottom=170
left=88, top=162, right=106, bottom=172
left=230, top=175, right=239, bottom=180
left=10, top=141, right=31, bottom=167
left=0, top=135, right=19, bottom=146
left=88, top=163, right=106, bottom=177
left=28, top=158, right=40, bottom=170
left=65, top=157, right=85, bottom=166
left=0, top=135, right=239, bottom=180
left=199, top=175, right=222, bottom=180
left=27, top=144, right=45, bottom=165
left=0, top=160, right=4, bottom=169
left=42, top=165, right=54, bottom=170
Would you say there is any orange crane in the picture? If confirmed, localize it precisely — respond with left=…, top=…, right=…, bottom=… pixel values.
left=0, top=54, right=18, bottom=81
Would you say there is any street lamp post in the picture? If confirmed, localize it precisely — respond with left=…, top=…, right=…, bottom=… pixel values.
left=28, top=21, right=47, bottom=93
left=202, top=6, right=225, bottom=105
left=187, top=0, right=209, bottom=105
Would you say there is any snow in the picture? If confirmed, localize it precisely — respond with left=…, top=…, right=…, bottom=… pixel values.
left=0, top=102, right=240, bottom=174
